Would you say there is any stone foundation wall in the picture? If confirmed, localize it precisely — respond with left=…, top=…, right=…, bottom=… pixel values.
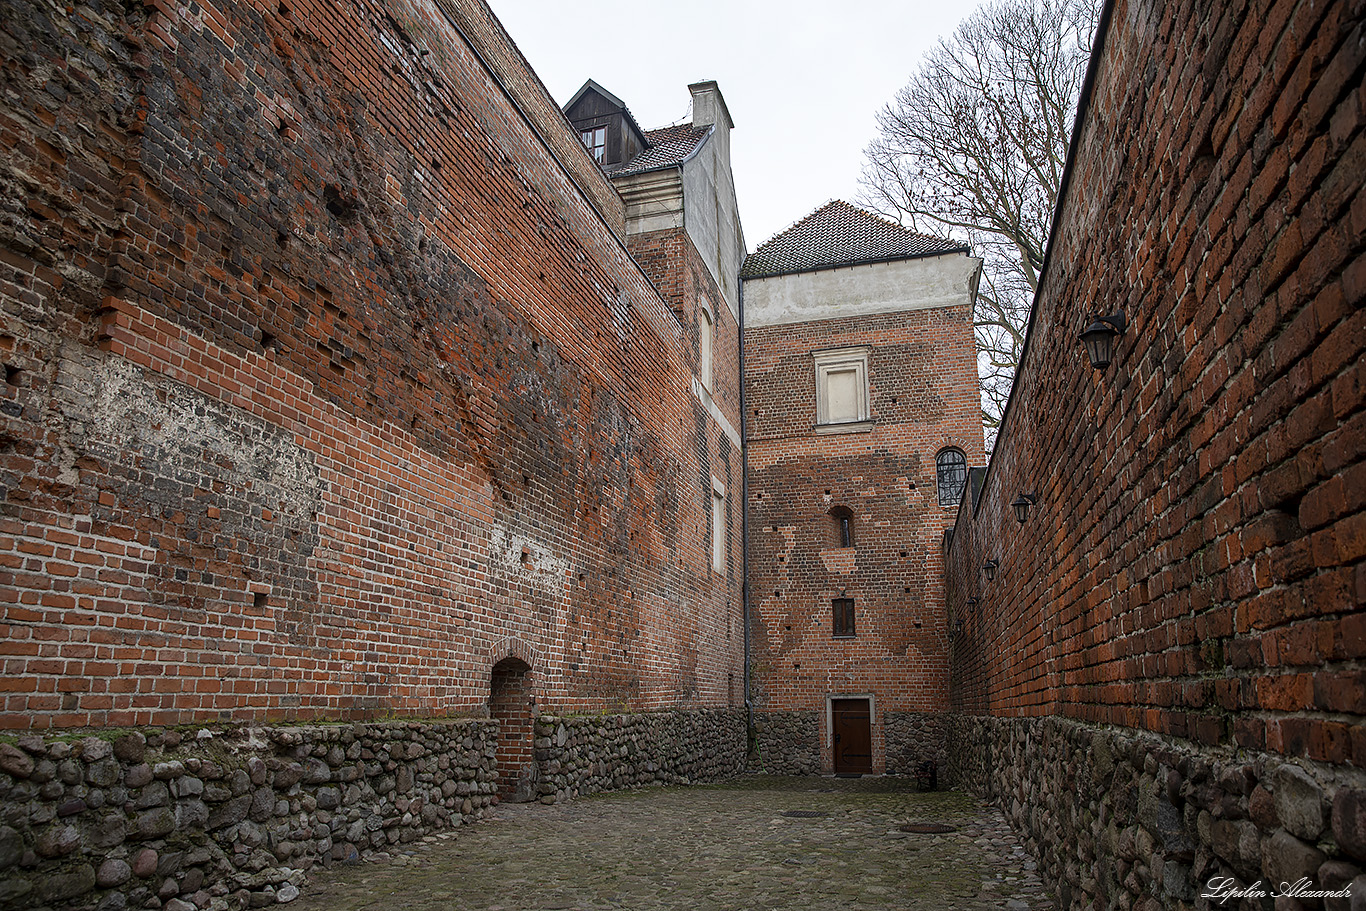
left=748, top=712, right=821, bottom=775
left=533, top=710, right=746, bottom=802
left=748, top=710, right=947, bottom=778
left=947, top=715, right=1366, bottom=911
left=0, top=720, right=496, bottom=911
left=883, top=712, right=947, bottom=777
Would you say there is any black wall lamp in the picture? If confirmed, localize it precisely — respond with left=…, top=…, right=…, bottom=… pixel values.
left=966, top=597, right=980, bottom=608
left=1079, top=311, right=1127, bottom=369
left=1011, top=493, right=1037, bottom=524
left=983, top=560, right=998, bottom=582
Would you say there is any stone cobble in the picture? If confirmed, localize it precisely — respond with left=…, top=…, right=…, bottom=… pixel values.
left=293, top=775, right=1057, bottom=910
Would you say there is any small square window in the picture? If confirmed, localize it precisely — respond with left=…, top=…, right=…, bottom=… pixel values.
left=813, top=347, right=870, bottom=429
left=832, top=598, right=855, bottom=637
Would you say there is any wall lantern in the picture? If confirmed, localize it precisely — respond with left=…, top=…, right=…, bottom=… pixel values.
left=983, top=559, right=998, bottom=582
left=966, top=597, right=980, bottom=608
left=1078, top=311, right=1127, bottom=369
left=952, top=618, right=965, bottom=635
left=1011, top=493, right=1037, bottom=524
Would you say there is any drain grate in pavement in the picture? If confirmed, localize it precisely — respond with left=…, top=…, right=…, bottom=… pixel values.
left=781, top=810, right=830, bottom=818
left=899, top=822, right=958, bottom=834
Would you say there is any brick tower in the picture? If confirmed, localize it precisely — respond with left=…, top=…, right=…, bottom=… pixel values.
left=742, top=201, right=986, bottom=775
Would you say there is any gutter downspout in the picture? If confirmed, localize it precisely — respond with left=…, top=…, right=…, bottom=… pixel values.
left=738, top=278, right=753, bottom=754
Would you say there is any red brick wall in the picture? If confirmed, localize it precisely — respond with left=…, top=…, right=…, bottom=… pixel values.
left=0, top=0, right=743, bottom=729
left=745, top=299, right=985, bottom=771
left=945, top=0, right=1364, bottom=765
left=629, top=227, right=743, bottom=431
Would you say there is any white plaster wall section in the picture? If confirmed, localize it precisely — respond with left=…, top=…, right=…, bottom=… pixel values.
left=691, top=376, right=741, bottom=449
left=744, top=253, right=983, bottom=328
left=489, top=519, right=573, bottom=633
left=618, top=169, right=684, bottom=235
left=682, top=131, right=745, bottom=322
left=83, top=356, right=323, bottom=520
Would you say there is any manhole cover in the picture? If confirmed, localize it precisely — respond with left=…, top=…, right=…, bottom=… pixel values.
left=782, top=810, right=830, bottom=818
left=899, top=822, right=957, bottom=834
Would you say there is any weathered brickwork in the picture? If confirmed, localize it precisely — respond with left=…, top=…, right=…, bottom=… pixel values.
left=0, top=0, right=743, bottom=731
left=746, top=302, right=984, bottom=773
left=944, top=0, right=1365, bottom=905
left=627, top=225, right=745, bottom=601
left=628, top=226, right=743, bottom=443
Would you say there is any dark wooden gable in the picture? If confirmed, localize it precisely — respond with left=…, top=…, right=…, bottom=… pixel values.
left=563, top=80, right=648, bottom=169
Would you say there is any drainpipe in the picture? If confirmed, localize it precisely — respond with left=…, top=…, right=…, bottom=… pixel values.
left=738, top=278, right=753, bottom=748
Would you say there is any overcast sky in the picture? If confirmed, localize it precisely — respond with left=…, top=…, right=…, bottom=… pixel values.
left=486, top=0, right=985, bottom=250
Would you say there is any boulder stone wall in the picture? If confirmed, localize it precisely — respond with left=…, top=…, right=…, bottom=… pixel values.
left=0, top=720, right=496, bottom=911
left=947, top=714, right=1366, bottom=911
left=534, top=709, right=747, bottom=802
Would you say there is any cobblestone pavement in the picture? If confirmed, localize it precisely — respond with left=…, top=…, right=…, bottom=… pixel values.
left=293, top=775, right=1057, bottom=911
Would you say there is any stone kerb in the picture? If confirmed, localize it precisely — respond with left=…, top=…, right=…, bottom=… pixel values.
left=0, top=719, right=496, bottom=911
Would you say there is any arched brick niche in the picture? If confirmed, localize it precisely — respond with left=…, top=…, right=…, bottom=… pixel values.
left=489, top=657, right=537, bottom=802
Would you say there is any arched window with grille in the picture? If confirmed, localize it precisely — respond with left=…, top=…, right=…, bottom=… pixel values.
left=936, top=448, right=968, bottom=507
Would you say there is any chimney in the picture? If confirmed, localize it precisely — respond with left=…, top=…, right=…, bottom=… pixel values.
left=688, top=80, right=734, bottom=164
left=688, top=81, right=734, bottom=132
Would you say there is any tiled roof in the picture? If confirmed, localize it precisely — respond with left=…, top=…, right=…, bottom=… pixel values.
left=608, top=124, right=712, bottom=177
left=741, top=201, right=968, bottom=278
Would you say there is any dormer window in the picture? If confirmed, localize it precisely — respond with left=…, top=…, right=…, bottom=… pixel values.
left=580, top=126, right=605, bottom=162
left=564, top=81, right=650, bottom=169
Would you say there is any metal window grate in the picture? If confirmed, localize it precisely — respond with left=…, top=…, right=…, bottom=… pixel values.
left=936, top=449, right=967, bottom=506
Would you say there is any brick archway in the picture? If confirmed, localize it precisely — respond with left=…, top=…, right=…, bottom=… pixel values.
left=489, top=656, right=537, bottom=802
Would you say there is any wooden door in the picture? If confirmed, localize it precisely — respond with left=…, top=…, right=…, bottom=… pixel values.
left=832, top=699, right=872, bottom=774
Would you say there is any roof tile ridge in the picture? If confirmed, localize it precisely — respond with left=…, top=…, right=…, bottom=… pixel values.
left=847, top=200, right=966, bottom=249
left=751, top=197, right=841, bottom=253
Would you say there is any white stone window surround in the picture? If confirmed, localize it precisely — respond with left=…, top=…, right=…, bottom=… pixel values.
left=813, top=345, right=872, bottom=433
left=699, top=303, right=715, bottom=392
left=711, top=476, right=726, bottom=573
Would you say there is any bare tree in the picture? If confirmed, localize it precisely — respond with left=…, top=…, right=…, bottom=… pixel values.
left=861, top=0, right=1097, bottom=442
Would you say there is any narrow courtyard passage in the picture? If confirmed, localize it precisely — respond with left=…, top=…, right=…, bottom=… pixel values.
left=293, top=776, right=1056, bottom=910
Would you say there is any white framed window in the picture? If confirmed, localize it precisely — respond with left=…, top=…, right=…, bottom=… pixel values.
left=580, top=126, right=605, bottom=162
left=813, top=346, right=870, bottom=429
left=711, top=478, right=726, bottom=573
left=699, top=306, right=714, bottom=391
